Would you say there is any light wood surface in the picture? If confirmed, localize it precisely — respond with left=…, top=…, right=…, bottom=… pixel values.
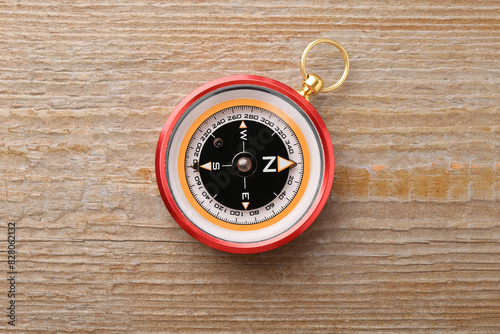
left=1, top=1, right=499, bottom=332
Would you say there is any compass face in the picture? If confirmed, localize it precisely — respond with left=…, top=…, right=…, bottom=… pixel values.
left=156, top=75, right=334, bottom=253
left=187, top=105, right=303, bottom=225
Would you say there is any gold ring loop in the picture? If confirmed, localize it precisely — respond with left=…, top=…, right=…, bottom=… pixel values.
left=300, top=38, right=350, bottom=93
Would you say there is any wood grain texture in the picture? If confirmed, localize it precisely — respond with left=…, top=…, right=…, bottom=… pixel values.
left=0, top=0, right=499, bottom=332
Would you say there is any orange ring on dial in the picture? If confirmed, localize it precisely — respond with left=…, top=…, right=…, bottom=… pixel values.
left=178, top=99, right=310, bottom=231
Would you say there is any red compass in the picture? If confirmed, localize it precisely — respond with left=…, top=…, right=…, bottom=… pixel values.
left=156, top=39, right=349, bottom=253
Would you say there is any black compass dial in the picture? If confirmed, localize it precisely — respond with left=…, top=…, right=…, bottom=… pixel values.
left=198, top=119, right=289, bottom=210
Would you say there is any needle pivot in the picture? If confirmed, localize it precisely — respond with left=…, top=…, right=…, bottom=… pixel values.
left=232, top=152, right=258, bottom=177
left=237, top=157, right=252, bottom=172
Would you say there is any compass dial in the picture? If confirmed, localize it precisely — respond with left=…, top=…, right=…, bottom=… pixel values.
left=156, top=76, right=334, bottom=253
left=185, top=106, right=303, bottom=225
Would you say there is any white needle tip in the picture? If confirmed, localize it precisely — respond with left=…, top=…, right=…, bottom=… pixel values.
left=200, top=162, right=212, bottom=171
left=277, top=156, right=297, bottom=172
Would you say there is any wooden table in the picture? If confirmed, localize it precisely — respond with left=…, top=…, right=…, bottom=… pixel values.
left=1, top=1, right=499, bottom=332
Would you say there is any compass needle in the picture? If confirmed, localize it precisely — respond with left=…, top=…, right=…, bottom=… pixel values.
left=277, top=156, right=297, bottom=172
left=200, top=162, right=212, bottom=171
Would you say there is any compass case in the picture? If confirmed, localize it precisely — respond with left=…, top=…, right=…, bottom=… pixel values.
left=156, top=75, right=334, bottom=253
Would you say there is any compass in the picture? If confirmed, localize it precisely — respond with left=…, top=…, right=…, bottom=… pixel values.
left=156, top=39, right=349, bottom=253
